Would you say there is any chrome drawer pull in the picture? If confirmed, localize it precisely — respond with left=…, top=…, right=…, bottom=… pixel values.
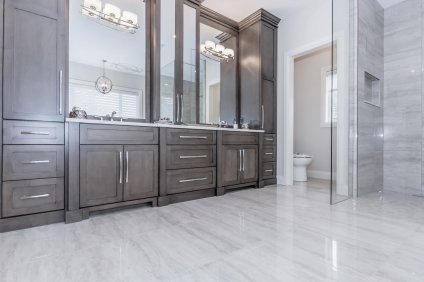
left=20, top=131, right=50, bottom=136
left=179, top=136, right=208, bottom=139
left=265, top=152, right=274, bottom=155
left=265, top=138, right=274, bottom=141
left=179, top=177, right=208, bottom=183
left=20, top=194, right=50, bottom=200
left=265, top=169, right=273, bottom=172
left=21, top=160, right=50, bottom=164
left=179, top=155, right=207, bottom=159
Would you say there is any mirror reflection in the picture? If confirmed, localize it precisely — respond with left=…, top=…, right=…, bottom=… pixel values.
left=69, top=0, right=146, bottom=120
left=199, top=23, right=237, bottom=125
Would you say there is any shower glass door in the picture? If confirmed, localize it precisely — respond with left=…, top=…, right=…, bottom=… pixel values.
left=331, top=0, right=355, bottom=204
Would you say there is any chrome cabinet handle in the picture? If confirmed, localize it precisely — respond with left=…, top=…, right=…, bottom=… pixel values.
left=59, top=70, right=63, bottom=115
left=180, top=94, right=184, bottom=123
left=20, top=131, right=50, bottom=135
left=119, top=151, right=123, bottom=184
left=261, top=105, right=265, bottom=129
left=21, top=160, right=50, bottom=164
left=179, top=155, right=207, bottom=159
left=242, top=149, right=245, bottom=172
left=20, top=194, right=50, bottom=200
left=126, top=151, right=129, bottom=183
left=239, top=149, right=242, bottom=172
left=265, top=169, right=273, bottom=173
left=179, top=136, right=208, bottom=139
left=265, top=138, right=274, bottom=141
left=179, top=177, right=207, bottom=183
left=265, top=152, right=274, bottom=155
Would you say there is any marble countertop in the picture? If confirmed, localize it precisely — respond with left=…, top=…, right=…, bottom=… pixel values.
left=66, top=118, right=265, bottom=133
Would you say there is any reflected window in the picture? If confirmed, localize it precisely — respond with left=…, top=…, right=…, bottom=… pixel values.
left=69, top=0, right=146, bottom=119
left=321, top=66, right=338, bottom=126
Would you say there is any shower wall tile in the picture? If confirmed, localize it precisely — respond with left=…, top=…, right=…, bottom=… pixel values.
left=383, top=0, right=423, bottom=196
left=357, top=0, right=384, bottom=195
left=384, top=150, right=422, bottom=194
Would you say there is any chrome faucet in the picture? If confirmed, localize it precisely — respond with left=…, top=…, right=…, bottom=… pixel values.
left=106, top=111, right=117, bottom=121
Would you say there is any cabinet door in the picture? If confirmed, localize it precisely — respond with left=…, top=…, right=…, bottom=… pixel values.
left=241, top=146, right=258, bottom=183
left=124, top=145, right=158, bottom=201
left=80, top=145, right=123, bottom=207
left=262, top=79, right=276, bottom=133
left=3, top=0, right=65, bottom=121
left=222, top=146, right=242, bottom=186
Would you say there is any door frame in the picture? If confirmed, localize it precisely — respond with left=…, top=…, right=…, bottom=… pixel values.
left=281, top=34, right=346, bottom=188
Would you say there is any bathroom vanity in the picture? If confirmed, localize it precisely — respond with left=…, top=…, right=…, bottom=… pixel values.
left=0, top=0, right=280, bottom=232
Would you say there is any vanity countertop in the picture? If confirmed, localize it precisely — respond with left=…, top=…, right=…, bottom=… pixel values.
left=66, top=118, right=265, bottom=133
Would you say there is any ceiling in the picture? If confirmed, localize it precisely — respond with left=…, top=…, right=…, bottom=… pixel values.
left=202, top=0, right=317, bottom=21
left=202, top=0, right=408, bottom=22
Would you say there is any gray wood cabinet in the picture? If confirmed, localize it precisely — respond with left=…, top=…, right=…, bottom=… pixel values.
left=80, top=144, right=159, bottom=207
left=124, top=145, right=158, bottom=201
left=80, top=145, right=123, bottom=207
left=222, top=145, right=258, bottom=186
left=239, top=10, right=280, bottom=133
left=3, top=0, right=65, bottom=121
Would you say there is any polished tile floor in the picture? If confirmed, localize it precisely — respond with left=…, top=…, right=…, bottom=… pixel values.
left=1, top=179, right=424, bottom=281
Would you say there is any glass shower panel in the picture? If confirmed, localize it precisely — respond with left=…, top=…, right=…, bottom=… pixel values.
left=331, top=0, right=355, bottom=204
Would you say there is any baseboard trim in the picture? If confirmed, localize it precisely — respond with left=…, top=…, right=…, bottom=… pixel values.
left=308, top=170, right=331, bottom=180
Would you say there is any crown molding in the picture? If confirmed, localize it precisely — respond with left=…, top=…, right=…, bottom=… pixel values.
left=239, top=9, right=281, bottom=31
left=199, top=5, right=239, bottom=33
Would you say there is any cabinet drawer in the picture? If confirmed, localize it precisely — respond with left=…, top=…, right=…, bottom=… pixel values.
left=166, top=128, right=216, bottom=145
left=166, top=167, right=216, bottom=194
left=2, top=178, right=64, bottom=217
left=263, top=146, right=276, bottom=162
left=263, top=134, right=276, bottom=145
left=3, top=145, right=64, bottom=181
left=3, top=121, right=64, bottom=145
left=263, top=163, right=276, bottom=179
left=167, top=145, right=216, bottom=169
left=80, top=124, right=158, bottom=145
left=222, top=132, right=258, bottom=145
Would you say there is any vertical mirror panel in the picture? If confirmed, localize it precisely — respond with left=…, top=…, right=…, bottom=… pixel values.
left=331, top=0, right=355, bottom=204
left=182, top=4, right=197, bottom=124
left=160, top=0, right=176, bottom=121
left=199, top=23, right=237, bottom=125
left=69, top=0, right=146, bottom=120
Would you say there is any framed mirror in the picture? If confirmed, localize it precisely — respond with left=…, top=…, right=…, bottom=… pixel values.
left=199, top=20, right=238, bottom=125
left=68, top=0, right=148, bottom=121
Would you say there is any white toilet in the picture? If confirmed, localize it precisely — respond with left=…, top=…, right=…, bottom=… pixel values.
left=293, top=153, right=313, bottom=182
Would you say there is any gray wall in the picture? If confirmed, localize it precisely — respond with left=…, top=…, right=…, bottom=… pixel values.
left=383, top=0, right=423, bottom=195
left=294, top=47, right=332, bottom=178
left=357, top=0, right=384, bottom=195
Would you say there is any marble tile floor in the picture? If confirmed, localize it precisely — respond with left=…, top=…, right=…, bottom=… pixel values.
left=1, top=179, right=424, bottom=281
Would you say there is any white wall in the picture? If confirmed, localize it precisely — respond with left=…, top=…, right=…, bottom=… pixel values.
left=276, top=0, right=332, bottom=184
left=294, top=48, right=332, bottom=179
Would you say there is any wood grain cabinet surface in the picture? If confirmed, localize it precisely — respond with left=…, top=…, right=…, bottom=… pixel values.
left=2, top=178, right=64, bottom=217
left=3, top=0, right=65, bottom=121
left=80, top=144, right=159, bottom=207
left=3, top=145, right=64, bottom=181
left=123, top=145, right=158, bottom=201
left=3, top=121, right=65, bottom=145
left=222, top=145, right=258, bottom=186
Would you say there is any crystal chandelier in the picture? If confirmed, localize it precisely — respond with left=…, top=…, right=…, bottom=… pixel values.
left=82, top=0, right=139, bottom=34
left=95, top=60, right=113, bottom=94
left=200, top=40, right=235, bottom=62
